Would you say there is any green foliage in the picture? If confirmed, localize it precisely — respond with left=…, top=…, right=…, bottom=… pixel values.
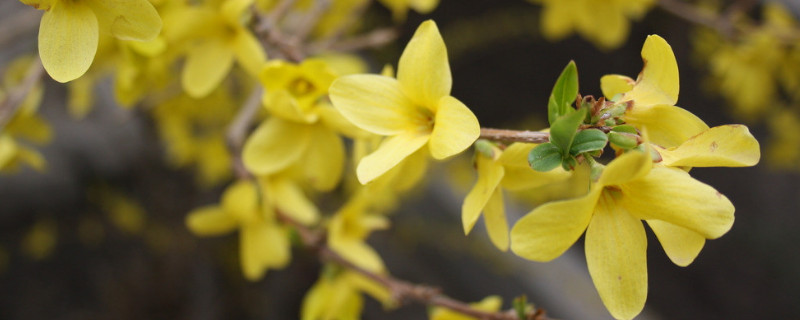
left=547, top=61, right=579, bottom=125
left=528, top=142, right=562, bottom=172
left=570, top=129, right=608, bottom=156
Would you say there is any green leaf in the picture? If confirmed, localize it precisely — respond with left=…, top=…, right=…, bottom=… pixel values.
left=570, top=129, right=608, bottom=156
left=513, top=295, right=528, bottom=320
left=612, top=124, right=638, bottom=134
left=547, top=61, right=579, bottom=125
left=528, top=142, right=562, bottom=172
left=549, top=108, right=586, bottom=155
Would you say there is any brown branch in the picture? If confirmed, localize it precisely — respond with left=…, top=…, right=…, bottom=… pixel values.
left=480, top=128, right=549, bottom=144
left=226, top=87, right=263, bottom=180
left=277, top=213, right=549, bottom=320
left=311, top=27, right=400, bottom=54
left=0, top=58, right=44, bottom=131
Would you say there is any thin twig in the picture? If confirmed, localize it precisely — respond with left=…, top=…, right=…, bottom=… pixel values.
left=226, top=86, right=263, bottom=180
left=292, top=0, right=332, bottom=42
left=480, top=128, right=549, bottom=144
left=312, top=27, right=399, bottom=54
left=0, top=58, right=44, bottom=131
left=658, top=0, right=736, bottom=38
left=278, top=213, right=548, bottom=320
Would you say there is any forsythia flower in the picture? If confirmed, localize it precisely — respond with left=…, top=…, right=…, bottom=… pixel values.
left=19, top=0, right=162, bottom=83
left=243, top=59, right=360, bottom=191
left=186, top=180, right=292, bottom=280
left=462, top=142, right=569, bottom=251
left=0, top=56, right=50, bottom=172
left=601, top=35, right=709, bottom=148
left=530, top=0, right=654, bottom=49
left=330, top=20, right=480, bottom=184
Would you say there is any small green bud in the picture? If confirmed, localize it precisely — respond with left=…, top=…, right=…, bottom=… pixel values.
left=608, top=131, right=640, bottom=149
left=474, top=139, right=496, bottom=159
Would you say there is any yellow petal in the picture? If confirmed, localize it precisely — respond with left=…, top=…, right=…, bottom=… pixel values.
left=659, top=125, right=760, bottom=167
left=329, top=75, right=417, bottom=135
left=233, top=30, right=267, bottom=78
left=510, top=186, right=600, bottom=262
left=620, top=167, right=734, bottom=239
left=428, top=96, right=480, bottom=159
left=0, top=135, right=18, bottom=168
left=646, top=220, right=705, bottom=267
left=264, top=90, right=316, bottom=123
left=39, top=2, right=98, bottom=83
left=181, top=38, right=234, bottom=98
left=626, top=34, right=679, bottom=106
left=601, top=74, right=635, bottom=100
left=222, top=180, right=259, bottom=223
left=6, top=114, right=51, bottom=144
left=242, top=118, right=311, bottom=175
left=86, top=0, right=162, bottom=41
left=625, top=104, right=709, bottom=148
left=462, top=155, right=504, bottom=235
left=388, top=147, right=429, bottom=192
left=330, top=239, right=385, bottom=273
left=239, top=221, right=290, bottom=281
left=397, top=20, right=451, bottom=108
left=585, top=191, right=648, bottom=320
left=185, top=206, right=237, bottom=236
left=300, top=126, right=344, bottom=191
left=270, top=178, right=319, bottom=225
left=356, top=132, right=430, bottom=184
left=484, top=189, right=508, bottom=251
left=599, top=149, right=652, bottom=187
left=317, top=105, right=369, bottom=138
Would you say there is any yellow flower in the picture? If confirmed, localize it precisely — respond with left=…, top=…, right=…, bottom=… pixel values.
left=165, top=0, right=267, bottom=98
left=301, top=267, right=390, bottom=320
left=531, top=0, right=654, bottom=49
left=429, top=295, right=502, bottom=320
left=330, top=20, right=480, bottom=184
left=328, top=191, right=390, bottom=273
left=243, top=59, right=358, bottom=191
left=20, top=0, right=162, bottom=83
left=462, top=142, right=569, bottom=251
left=510, top=149, right=739, bottom=319
left=186, top=180, right=291, bottom=280
left=601, top=35, right=709, bottom=148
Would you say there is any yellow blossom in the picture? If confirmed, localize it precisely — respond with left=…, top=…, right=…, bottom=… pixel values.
left=531, top=0, right=654, bottom=49
left=377, top=0, right=440, bottom=21
left=601, top=34, right=709, bottom=148
left=462, top=142, right=569, bottom=251
left=243, top=59, right=360, bottom=191
left=186, top=180, right=291, bottom=280
left=20, top=0, right=162, bottom=83
left=510, top=142, right=757, bottom=319
left=330, top=20, right=480, bottom=184
left=301, top=267, right=390, bottom=320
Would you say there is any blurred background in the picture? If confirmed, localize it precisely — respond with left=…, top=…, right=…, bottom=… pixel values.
left=1, top=0, right=798, bottom=319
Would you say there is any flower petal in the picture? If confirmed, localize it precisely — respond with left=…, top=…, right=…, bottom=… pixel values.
left=397, top=20, right=451, bottom=108
left=659, top=125, right=760, bottom=167
left=269, top=178, right=320, bottom=225
left=240, top=220, right=289, bottom=281
left=510, top=186, right=600, bottom=262
left=39, top=2, right=98, bottom=83
left=601, top=74, right=635, bottom=100
left=185, top=205, right=237, bottom=236
left=243, top=118, right=312, bottom=175
left=300, top=126, right=345, bottom=191
left=599, top=149, right=652, bottom=187
left=647, top=220, right=705, bottom=267
left=626, top=34, right=679, bottom=106
left=181, top=38, right=234, bottom=98
left=484, top=189, right=509, bottom=251
left=620, top=167, right=735, bottom=239
left=221, top=180, right=259, bottom=223
left=462, top=155, right=504, bottom=235
left=357, top=132, right=430, bottom=184
left=233, top=30, right=267, bottom=78
left=586, top=191, right=648, bottom=320
left=86, top=0, right=162, bottom=41
left=329, top=75, right=417, bottom=135
left=428, top=96, right=480, bottom=159
left=625, top=104, right=708, bottom=148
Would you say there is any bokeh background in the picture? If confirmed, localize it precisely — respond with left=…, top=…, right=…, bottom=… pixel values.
left=1, top=0, right=798, bottom=319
